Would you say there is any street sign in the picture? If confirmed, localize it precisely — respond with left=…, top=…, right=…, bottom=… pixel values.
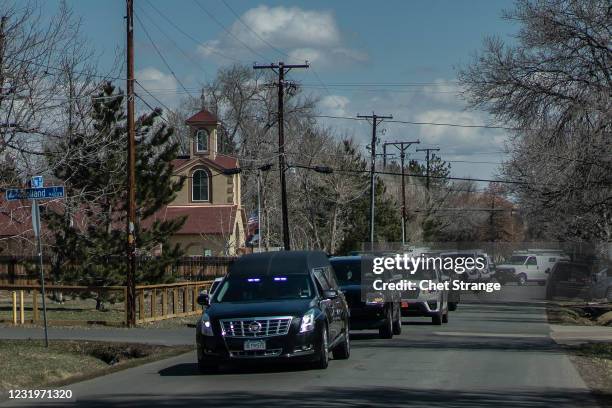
left=5, top=186, right=65, bottom=201
left=31, top=176, right=44, bottom=188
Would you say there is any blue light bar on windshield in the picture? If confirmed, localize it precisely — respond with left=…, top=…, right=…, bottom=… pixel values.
left=247, top=278, right=261, bottom=282
left=274, top=277, right=287, bottom=281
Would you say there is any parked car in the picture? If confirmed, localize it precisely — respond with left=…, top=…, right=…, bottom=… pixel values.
left=399, top=259, right=449, bottom=325
left=329, top=255, right=402, bottom=339
left=496, top=252, right=568, bottom=285
left=195, top=250, right=350, bottom=373
left=546, top=261, right=611, bottom=301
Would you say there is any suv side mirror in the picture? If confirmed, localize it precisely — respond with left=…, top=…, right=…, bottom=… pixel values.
left=322, top=289, right=339, bottom=299
left=197, top=291, right=210, bottom=306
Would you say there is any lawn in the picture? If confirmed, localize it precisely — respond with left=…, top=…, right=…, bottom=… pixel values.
left=0, top=340, right=192, bottom=393
left=0, top=291, right=125, bottom=326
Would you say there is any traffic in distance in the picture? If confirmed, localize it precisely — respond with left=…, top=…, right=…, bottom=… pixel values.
left=195, top=247, right=611, bottom=372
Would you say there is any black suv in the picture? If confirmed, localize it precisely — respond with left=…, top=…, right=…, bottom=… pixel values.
left=196, top=251, right=350, bottom=373
left=330, top=256, right=402, bottom=338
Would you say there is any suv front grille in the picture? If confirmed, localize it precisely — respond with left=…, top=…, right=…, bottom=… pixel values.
left=229, top=349, right=283, bottom=358
left=220, top=316, right=293, bottom=338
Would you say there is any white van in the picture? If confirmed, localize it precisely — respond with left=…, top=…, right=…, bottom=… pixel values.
left=496, top=252, right=569, bottom=285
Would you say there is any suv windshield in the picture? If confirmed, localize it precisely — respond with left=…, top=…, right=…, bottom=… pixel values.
left=214, top=275, right=314, bottom=302
left=330, top=260, right=361, bottom=285
left=507, top=255, right=528, bottom=265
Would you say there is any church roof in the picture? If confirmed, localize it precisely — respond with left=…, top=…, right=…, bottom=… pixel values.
left=185, top=109, right=218, bottom=125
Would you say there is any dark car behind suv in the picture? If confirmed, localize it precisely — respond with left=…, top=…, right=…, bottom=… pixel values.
left=330, top=256, right=402, bottom=338
left=546, top=261, right=611, bottom=301
left=196, top=251, right=350, bottom=373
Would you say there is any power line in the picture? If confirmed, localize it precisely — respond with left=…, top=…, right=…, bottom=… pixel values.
left=135, top=3, right=210, bottom=81
left=134, top=93, right=168, bottom=123
left=220, top=0, right=289, bottom=58
left=313, top=114, right=519, bottom=131
left=133, top=12, right=195, bottom=98
left=144, top=0, right=242, bottom=63
left=192, top=0, right=268, bottom=61
left=7, top=55, right=127, bottom=81
left=134, top=81, right=175, bottom=114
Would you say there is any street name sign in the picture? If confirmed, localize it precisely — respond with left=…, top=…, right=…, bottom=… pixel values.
left=5, top=186, right=65, bottom=201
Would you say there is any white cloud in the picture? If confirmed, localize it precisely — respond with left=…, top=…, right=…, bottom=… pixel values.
left=135, top=67, right=178, bottom=107
left=319, top=95, right=350, bottom=117
left=413, top=109, right=506, bottom=154
left=311, top=78, right=509, bottom=181
left=199, top=6, right=366, bottom=68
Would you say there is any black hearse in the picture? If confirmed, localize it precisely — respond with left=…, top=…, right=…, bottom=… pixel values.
left=329, top=256, right=402, bottom=338
left=196, top=251, right=350, bottom=373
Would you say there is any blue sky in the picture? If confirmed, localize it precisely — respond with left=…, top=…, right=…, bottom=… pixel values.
left=44, top=0, right=519, bottom=180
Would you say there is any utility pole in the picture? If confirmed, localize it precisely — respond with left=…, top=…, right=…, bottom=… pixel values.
left=0, top=16, right=7, bottom=95
left=253, top=62, right=309, bottom=251
left=357, top=113, right=392, bottom=248
left=125, top=0, right=136, bottom=327
left=383, top=140, right=420, bottom=245
left=416, top=148, right=440, bottom=191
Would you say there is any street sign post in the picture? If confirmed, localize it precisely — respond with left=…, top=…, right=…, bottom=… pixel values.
left=4, top=177, right=64, bottom=347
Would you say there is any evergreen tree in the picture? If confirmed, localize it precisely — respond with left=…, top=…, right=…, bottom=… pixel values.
left=337, top=178, right=402, bottom=254
left=45, top=83, right=185, bottom=306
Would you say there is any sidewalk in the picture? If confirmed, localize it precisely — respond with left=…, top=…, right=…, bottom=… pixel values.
left=549, top=324, right=612, bottom=345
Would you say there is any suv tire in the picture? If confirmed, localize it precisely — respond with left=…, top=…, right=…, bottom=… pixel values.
left=517, top=273, right=527, bottom=286
left=332, top=330, right=350, bottom=360
left=379, top=307, right=394, bottom=339
left=432, top=311, right=442, bottom=325
left=313, top=326, right=329, bottom=369
left=392, top=308, right=402, bottom=335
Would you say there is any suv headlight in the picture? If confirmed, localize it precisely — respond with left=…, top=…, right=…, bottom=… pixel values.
left=300, top=309, right=316, bottom=333
left=200, top=313, right=214, bottom=336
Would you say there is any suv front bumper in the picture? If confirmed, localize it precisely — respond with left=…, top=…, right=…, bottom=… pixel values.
left=196, top=325, right=321, bottom=364
left=400, top=300, right=441, bottom=317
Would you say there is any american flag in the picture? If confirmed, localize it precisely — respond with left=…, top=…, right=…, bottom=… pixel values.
left=247, top=212, right=259, bottom=226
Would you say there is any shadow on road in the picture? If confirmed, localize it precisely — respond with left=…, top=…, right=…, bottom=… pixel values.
left=159, top=361, right=313, bottom=377
left=36, top=387, right=606, bottom=408
left=352, top=335, right=561, bottom=353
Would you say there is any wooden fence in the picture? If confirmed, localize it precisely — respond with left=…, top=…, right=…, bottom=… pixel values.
left=0, top=280, right=213, bottom=326
left=135, top=280, right=212, bottom=324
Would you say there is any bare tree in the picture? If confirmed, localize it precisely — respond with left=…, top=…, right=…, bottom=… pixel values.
left=458, top=0, right=611, bottom=243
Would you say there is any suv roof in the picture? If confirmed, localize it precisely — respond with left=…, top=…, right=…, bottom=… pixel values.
left=229, top=250, right=330, bottom=277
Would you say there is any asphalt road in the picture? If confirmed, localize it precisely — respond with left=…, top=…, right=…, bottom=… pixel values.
left=0, top=284, right=603, bottom=408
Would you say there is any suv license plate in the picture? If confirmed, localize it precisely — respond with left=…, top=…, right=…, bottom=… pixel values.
left=244, top=340, right=266, bottom=351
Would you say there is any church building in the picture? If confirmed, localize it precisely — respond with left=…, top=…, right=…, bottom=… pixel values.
left=151, top=108, right=246, bottom=256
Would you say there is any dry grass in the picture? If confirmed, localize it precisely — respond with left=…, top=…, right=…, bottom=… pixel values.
left=0, top=340, right=191, bottom=392
left=547, top=302, right=612, bottom=326
left=0, top=292, right=125, bottom=326
left=565, top=342, right=612, bottom=407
